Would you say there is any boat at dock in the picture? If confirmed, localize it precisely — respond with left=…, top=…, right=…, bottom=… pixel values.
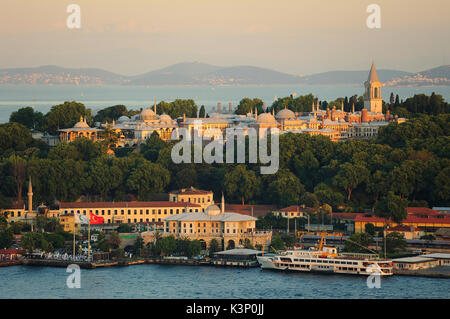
left=257, top=235, right=394, bottom=276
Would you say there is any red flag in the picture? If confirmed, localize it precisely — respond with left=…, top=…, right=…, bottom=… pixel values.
left=89, top=212, right=104, bottom=224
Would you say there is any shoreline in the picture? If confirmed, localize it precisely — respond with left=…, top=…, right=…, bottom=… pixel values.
left=10, top=258, right=449, bottom=278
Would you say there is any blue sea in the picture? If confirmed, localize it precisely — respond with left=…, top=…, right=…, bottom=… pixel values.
left=1, top=84, right=449, bottom=123
left=0, top=264, right=448, bottom=299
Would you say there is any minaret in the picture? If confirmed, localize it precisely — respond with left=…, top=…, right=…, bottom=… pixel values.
left=364, top=60, right=383, bottom=113
left=27, top=178, right=33, bottom=215
left=221, top=192, right=225, bottom=214
left=154, top=100, right=157, bottom=114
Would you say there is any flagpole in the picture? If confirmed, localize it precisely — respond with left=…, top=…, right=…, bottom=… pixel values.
left=88, top=212, right=91, bottom=262
left=73, top=217, right=76, bottom=260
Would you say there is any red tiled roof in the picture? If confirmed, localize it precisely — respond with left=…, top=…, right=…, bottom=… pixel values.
left=355, top=215, right=450, bottom=225
left=169, top=187, right=212, bottom=195
left=330, top=213, right=365, bottom=220
left=407, top=207, right=440, bottom=216
left=221, top=204, right=276, bottom=217
left=60, top=201, right=201, bottom=209
left=278, top=206, right=316, bottom=213
left=0, top=249, right=25, bottom=255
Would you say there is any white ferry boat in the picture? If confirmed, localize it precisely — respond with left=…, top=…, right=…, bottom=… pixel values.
left=257, top=235, right=393, bottom=276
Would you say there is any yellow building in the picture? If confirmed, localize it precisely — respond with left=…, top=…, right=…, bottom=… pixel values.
left=59, top=213, right=80, bottom=233
left=169, top=187, right=214, bottom=209
left=58, top=201, right=202, bottom=225
left=163, top=199, right=272, bottom=250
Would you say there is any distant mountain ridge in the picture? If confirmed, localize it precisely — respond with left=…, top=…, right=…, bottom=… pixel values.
left=1, top=62, right=449, bottom=86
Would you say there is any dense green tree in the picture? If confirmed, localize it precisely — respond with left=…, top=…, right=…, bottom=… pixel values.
left=199, top=105, right=206, bottom=118
left=333, top=162, right=369, bottom=201
left=235, top=98, right=264, bottom=115
left=265, top=169, right=305, bottom=207
left=187, top=240, right=202, bottom=257
left=9, top=107, right=45, bottom=131
left=224, top=165, right=260, bottom=205
left=44, top=101, right=92, bottom=135
left=127, top=162, right=170, bottom=200
left=0, top=228, right=14, bottom=249
left=374, top=191, right=408, bottom=224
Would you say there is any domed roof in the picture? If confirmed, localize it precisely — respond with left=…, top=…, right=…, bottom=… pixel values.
left=159, top=113, right=172, bottom=123
left=256, top=112, right=277, bottom=124
left=73, top=116, right=90, bottom=128
left=276, top=108, right=295, bottom=120
left=117, top=115, right=130, bottom=123
left=205, top=204, right=222, bottom=216
left=140, top=108, right=156, bottom=121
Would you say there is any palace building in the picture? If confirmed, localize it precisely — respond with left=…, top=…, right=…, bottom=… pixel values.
left=163, top=194, right=272, bottom=250
left=45, top=61, right=407, bottom=147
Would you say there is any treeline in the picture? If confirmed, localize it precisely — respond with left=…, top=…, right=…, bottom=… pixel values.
left=8, top=100, right=199, bottom=136
left=388, top=92, right=450, bottom=117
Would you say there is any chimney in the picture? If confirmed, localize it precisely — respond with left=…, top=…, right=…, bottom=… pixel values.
left=217, top=102, right=221, bottom=112
left=221, top=192, right=225, bottom=214
left=229, top=102, right=232, bottom=112
left=362, top=109, right=368, bottom=123
left=27, top=178, right=33, bottom=215
left=385, top=110, right=390, bottom=121
left=326, top=108, right=331, bottom=119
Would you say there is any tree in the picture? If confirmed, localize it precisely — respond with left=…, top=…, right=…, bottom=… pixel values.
left=270, top=235, right=285, bottom=252
left=333, top=162, right=369, bottom=201
left=0, top=228, right=13, bottom=249
left=156, top=236, right=176, bottom=256
left=365, top=223, right=376, bottom=236
left=374, top=191, right=408, bottom=224
left=208, top=239, right=220, bottom=257
left=187, top=240, right=202, bottom=257
left=127, top=162, right=170, bottom=200
left=235, top=98, right=264, bottom=115
left=0, top=122, right=33, bottom=157
left=343, top=232, right=373, bottom=253
left=9, top=107, right=45, bottom=131
left=44, top=101, right=92, bottom=135
left=266, top=169, right=305, bottom=207
left=383, top=232, right=407, bottom=255
left=300, top=192, right=320, bottom=209
left=106, top=231, right=121, bottom=249
left=224, top=165, right=260, bottom=205
left=199, top=105, right=206, bottom=118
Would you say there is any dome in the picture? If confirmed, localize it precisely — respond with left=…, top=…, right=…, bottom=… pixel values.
left=73, top=117, right=90, bottom=128
left=205, top=204, right=221, bottom=216
left=140, top=108, right=156, bottom=121
left=256, top=112, right=277, bottom=124
left=117, top=115, right=130, bottom=123
left=276, top=108, right=295, bottom=120
left=159, top=113, right=172, bottom=123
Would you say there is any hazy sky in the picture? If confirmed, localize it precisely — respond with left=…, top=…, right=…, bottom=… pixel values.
left=1, top=0, right=449, bottom=75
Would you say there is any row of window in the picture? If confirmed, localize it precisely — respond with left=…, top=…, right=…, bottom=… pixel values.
left=64, top=208, right=201, bottom=216
left=291, top=258, right=359, bottom=265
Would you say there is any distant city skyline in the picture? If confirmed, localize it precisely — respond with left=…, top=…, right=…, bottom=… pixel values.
left=1, top=0, right=449, bottom=75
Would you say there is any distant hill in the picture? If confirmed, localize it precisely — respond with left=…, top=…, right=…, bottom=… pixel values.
left=1, top=63, right=449, bottom=86
left=0, top=65, right=126, bottom=85
left=127, top=63, right=302, bottom=85
left=418, top=65, right=450, bottom=79
left=301, top=70, right=414, bottom=85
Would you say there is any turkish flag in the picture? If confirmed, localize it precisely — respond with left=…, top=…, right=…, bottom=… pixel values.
left=89, top=212, right=104, bottom=224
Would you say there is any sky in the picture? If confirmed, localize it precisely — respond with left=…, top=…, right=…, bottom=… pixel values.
left=1, top=0, right=449, bottom=75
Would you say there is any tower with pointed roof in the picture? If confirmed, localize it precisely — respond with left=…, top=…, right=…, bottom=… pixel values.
left=364, top=60, right=383, bottom=113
